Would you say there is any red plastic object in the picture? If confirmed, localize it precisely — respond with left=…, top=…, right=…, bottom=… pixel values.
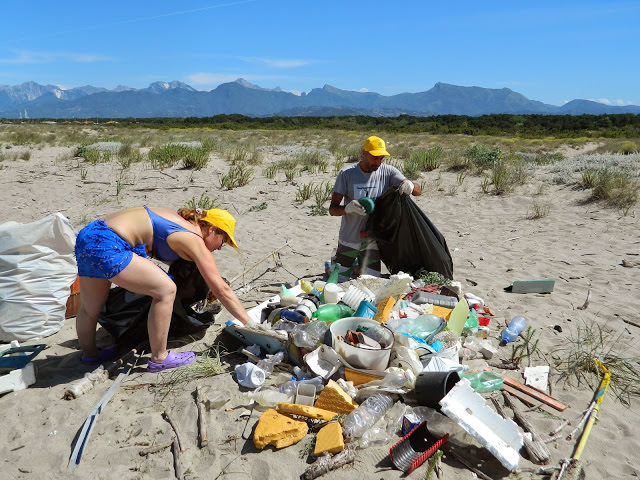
left=389, top=422, right=449, bottom=474
left=478, top=316, right=491, bottom=326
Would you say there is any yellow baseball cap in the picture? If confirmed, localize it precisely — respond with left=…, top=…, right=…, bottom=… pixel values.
left=201, top=209, right=239, bottom=248
left=362, top=136, right=390, bottom=156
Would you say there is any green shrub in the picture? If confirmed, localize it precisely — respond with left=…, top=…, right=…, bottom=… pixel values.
left=148, top=144, right=190, bottom=169
left=220, top=164, right=253, bottom=189
left=411, top=145, right=444, bottom=171
left=464, top=144, right=503, bottom=170
left=618, top=141, right=638, bottom=154
left=264, top=164, right=278, bottom=179
left=400, top=158, right=421, bottom=180
left=183, top=147, right=209, bottom=170
left=296, top=182, right=314, bottom=203
left=313, top=181, right=333, bottom=205
left=185, top=192, right=218, bottom=210
left=590, top=168, right=639, bottom=214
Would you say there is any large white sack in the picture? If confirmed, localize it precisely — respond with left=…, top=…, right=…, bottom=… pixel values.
left=0, top=213, right=77, bottom=342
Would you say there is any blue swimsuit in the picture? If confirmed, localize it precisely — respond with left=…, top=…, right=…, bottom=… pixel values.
left=75, top=207, right=200, bottom=279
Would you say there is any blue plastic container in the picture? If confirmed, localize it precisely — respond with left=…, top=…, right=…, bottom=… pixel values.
left=354, top=300, right=377, bottom=319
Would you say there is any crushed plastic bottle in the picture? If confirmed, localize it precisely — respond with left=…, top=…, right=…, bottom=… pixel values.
left=500, top=316, right=527, bottom=345
left=292, top=320, right=329, bottom=350
left=342, top=393, right=394, bottom=439
left=256, top=351, right=285, bottom=377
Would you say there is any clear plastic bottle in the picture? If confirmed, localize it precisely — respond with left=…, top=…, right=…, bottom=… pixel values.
left=342, top=393, right=394, bottom=438
left=292, top=320, right=329, bottom=349
left=247, top=388, right=294, bottom=408
left=255, top=351, right=285, bottom=376
left=500, top=316, right=527, bottom=344
left=278, top=376, right=325, bottom=396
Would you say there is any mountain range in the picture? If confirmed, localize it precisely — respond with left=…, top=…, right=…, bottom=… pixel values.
left=1, top=79, right=639, bottom=119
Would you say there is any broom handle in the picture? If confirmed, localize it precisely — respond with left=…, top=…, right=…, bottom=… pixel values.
left=572, top=360, right=611, bottom=461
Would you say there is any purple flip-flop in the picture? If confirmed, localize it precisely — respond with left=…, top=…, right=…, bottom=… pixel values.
left=81, top=345, right=119, bottom=365
left=147, top=350, right=196, bottom=373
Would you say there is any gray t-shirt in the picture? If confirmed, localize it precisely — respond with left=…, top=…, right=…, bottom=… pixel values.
left=334, top=162, right=405, bottom=247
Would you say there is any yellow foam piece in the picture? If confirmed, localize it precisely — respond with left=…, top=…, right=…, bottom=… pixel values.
left=431, top=305, right=453, bottom=320
left=314, top=422, right=345, bottom=456
left=276, top=402, right=338, bottom=421
left=373, top=297, right=395, bottom=323
left=344, top=367, right=385, bottom=386
left=314, top=379, right=358, bottom=414
left=253, top=408, right=308, bottom=449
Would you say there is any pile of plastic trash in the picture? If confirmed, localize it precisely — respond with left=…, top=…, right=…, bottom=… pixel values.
left=226, top=266, right=530, bottom=474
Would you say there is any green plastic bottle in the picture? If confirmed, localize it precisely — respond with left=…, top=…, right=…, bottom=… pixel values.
left=311, top=303, right=354, bottom=323
left=326, top=263, right=341, bottom=284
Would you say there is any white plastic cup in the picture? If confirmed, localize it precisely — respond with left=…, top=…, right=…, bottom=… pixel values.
left=235, top=363, right=266, bottom=388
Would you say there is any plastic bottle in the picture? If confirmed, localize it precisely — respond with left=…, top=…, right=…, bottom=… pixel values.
left=278, top=376, right=325, bottom=396
left=500, top=316, right=527, bottom=345
left=292, top=320, right=329, bottom=349
left=246, top=388, right=294, bottom=408
left=326, top=264, right=340, bottom=284
left=311, top=303, right=354, bottom=323
left=280, top=309, right=306, bottom=323
left=255, top=351, right=285, bottom=376
left=234, top=363, right=266, bottom=388
left=342, top=393, right=394, bottom=438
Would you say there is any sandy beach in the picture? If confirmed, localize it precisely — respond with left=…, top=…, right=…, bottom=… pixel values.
left=1, top=129, right=638, bottom=480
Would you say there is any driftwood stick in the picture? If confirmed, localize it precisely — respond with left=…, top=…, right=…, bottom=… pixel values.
left=622, top=317, right=640, bottom=329
left=163, top=410, right=185, bottom=453
left=139, top=440, right=174, bottom=456
left=63, top=349, right=138, bottom=400
left=171, top=437, right=183, bottom=480
left=502, top=391, right=551, bottom=464
left=300, top=446, right=356, bottom=480
left=576, top=289, right=591, bottom=310
left=196, top=386, right=209, bottom=448
left=229, top=243, right=289, bottom=285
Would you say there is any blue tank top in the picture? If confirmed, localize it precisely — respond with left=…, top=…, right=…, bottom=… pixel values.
left=144, top=206, right=200, bottom=261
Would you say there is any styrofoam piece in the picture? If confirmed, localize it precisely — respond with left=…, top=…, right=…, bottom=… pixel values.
left=0, top=362, right=36, bottom=395
left=524, top=365, right=550, bottom=392
left=373, top=273, right=413, bottom=304
left=439, top=378, right=523, bottom=471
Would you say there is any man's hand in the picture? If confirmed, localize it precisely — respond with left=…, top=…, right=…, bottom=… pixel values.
left=399, top=180, right=414, bottom=195
left=345, top=199, right=367, bottom=216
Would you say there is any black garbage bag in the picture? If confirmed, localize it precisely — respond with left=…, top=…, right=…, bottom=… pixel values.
left=97, top=259, right=220, bottom=344
left=366, top=185, right=454, bottom=279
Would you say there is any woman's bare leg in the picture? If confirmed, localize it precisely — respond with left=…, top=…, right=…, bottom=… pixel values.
left=76, top=276, right=112, bottom=358
left=111, top=255, right=177, bottom=364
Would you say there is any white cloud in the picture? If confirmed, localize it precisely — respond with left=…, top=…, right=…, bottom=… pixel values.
left=0, top=49, right=108, bottom=64
left=359, top=88, right=369, bottom=93
left=239, top=56, right=313, bottom=68
left=594, top=98, right=612, bottom=105
left=186, top=73, right=244, bottom=86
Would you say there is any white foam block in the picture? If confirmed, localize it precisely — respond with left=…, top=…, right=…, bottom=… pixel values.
left=439, top=378, right=523, bottom=471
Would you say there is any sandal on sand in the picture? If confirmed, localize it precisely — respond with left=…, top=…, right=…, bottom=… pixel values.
left=81, top=345, right=119, bottom=365
left=147, top=351, right=196, bottom=373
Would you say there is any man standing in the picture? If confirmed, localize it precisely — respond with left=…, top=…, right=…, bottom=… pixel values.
left=329, top=136, right=422, bottom=279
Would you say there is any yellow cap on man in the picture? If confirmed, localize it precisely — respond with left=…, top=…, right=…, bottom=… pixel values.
left=362, top=136, right=390, bottom=157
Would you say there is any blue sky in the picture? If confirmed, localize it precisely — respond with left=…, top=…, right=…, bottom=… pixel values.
left=1, top=1, right=639, bottom=106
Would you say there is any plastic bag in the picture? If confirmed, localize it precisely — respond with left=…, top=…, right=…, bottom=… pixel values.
left=0, top=213, right=77, bottom=341
left=366, top=186, right=453, bottom=279
left=97, top=259, right=218, bottom=344
left=459, top=370, right=504, bottom=392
